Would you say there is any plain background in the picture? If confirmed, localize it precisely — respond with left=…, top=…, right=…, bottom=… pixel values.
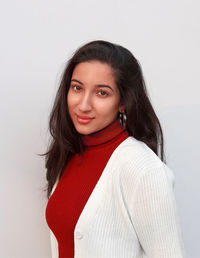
left=0, top=0, right=199, bottom=257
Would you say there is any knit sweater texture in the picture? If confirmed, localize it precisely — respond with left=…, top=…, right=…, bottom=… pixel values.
left=46, top=120, right=186, bottom=258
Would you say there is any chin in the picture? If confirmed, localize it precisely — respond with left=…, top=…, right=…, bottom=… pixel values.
left=74, top=125, right=94, bottom=135
left=74, top=124, right=104, bottom=135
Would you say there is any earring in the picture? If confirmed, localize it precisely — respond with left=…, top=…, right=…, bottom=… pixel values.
left=119, top=111, right=127, bottom=127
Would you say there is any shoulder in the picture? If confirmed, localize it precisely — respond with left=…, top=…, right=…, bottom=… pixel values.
left=113, top=136, right=163, bottom=170
left=111, top=136, right=174, bottom=187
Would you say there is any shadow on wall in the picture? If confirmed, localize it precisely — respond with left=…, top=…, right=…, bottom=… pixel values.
left=159, top=104, right=200, bottom=258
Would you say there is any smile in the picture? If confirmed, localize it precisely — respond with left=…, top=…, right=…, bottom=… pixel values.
left=76, top=115, right=94, bottom=124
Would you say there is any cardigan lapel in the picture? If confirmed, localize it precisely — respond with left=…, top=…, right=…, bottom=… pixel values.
left=50, top=138, right=131, bottom=236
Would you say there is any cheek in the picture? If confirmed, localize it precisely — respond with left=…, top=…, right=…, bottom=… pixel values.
left=67, top=92, right=77, bottom=111
left=96, top=100, right=119, bottom=115
left=67, top=94, right=71, bottom=110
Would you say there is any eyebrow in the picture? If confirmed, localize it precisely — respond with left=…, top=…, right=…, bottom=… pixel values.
left=71, top=79, right=114, bottom=92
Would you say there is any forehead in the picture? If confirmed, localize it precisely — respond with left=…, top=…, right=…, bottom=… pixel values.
left=71, top=61, right=117, bottom=86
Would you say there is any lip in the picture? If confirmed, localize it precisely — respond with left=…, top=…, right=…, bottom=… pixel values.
left=76, top=114, right=94, bottom=124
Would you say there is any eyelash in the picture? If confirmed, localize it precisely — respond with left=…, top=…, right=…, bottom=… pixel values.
left=72, top=85, right=82, bottom=91
left=97, top=90, right=109, bottom=97
left=71, top=85, right=110, bottom=97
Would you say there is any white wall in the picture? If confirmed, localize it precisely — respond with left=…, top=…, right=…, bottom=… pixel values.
left=0, top=0, right=199, bottom=257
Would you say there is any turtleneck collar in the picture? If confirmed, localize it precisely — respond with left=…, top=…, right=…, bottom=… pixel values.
left=82, top=119, right=127, bottom=147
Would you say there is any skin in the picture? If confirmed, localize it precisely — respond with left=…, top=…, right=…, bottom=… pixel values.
left=67, top=60, right=124, bottom=135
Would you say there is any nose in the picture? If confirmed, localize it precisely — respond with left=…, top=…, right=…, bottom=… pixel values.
left=78, top=93, right=92, bottom=113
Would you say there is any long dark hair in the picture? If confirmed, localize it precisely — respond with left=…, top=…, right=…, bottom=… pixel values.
left=44, top=40, right=165, bottom=198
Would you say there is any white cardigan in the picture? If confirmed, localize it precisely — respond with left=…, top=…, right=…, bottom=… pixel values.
left=49, top=137, right=186, bottom=258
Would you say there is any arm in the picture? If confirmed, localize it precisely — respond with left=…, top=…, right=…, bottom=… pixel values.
left=50, top=229, right=58, bottom=258
left=49, top=180, right=59, bottom=258
left=130, top=165, right=186, bottom=257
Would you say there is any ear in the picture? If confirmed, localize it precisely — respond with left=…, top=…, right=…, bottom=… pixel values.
left=118, top=104, right=125, bottom=113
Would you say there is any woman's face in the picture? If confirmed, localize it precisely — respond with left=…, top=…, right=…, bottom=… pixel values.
left=67, top=61, right=123, bottom=135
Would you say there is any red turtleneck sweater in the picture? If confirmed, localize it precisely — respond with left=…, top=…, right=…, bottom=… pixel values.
left=45, top=119, right=129, bottom=258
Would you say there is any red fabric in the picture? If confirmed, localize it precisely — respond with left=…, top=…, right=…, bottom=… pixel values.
left=45, top=119, right=129, bottom=258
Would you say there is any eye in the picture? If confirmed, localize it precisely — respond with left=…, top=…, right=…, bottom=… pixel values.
left=72, top=85, right=82, bottom=91
left=97, top=90, right=109, bottom=97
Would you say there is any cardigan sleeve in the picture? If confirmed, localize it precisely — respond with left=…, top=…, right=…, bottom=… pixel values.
left=129, top=165, right=186, bottom=258
left=49, top=180, right=59, bottom=258
left=50, top=229, right=58, bottom=258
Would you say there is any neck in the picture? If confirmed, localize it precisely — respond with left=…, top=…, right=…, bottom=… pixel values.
left=82, top=119, right=126, bottom=147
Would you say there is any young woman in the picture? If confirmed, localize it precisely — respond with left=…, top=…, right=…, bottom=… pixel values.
left=45, top=40, right=186, bottom=258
